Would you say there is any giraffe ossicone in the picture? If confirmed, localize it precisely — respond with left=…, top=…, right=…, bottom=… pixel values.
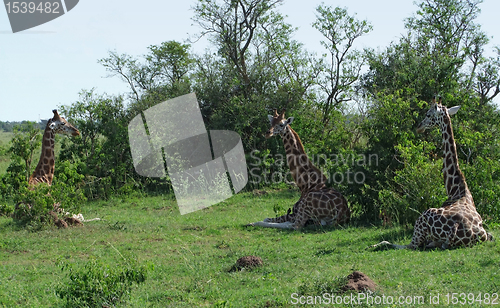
left=249, top=108, right=350, bottom=230
left=373, top=97, right=493, bottom=250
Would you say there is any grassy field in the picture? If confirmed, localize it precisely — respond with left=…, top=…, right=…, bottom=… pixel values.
left=0, top=189, right=499, bottom=307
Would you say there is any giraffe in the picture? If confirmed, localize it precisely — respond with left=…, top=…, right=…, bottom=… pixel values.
left=249, top=109, right=350, bottom=229
left=28, top=109, right=80, bottom=186
left=373, top=98, right=493, bottom=249
left=14, top=110, right=91, bottom=227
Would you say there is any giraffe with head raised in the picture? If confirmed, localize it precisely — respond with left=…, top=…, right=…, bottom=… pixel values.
left=14, top=109, right=87, bottom=227
left=249, top=109, right=350, bottom=229
left=28, top=109, right=80, bottom=187
left=373, top=97, right=493, bottom=249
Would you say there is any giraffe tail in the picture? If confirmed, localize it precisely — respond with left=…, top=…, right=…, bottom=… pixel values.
left=369, top=240, right=407, bottom=250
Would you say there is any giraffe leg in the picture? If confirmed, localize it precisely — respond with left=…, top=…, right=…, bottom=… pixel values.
left=443, top=222, right=460, bottom=249
left=320, top=217, right=333, bottom=226
left=475, top=221, right=492, bottom=243
left=288, top=198, right=312, bottom=229
left=263, top=208, right=293, bottom=223
left=407, top=214, right=430, bottom=249
left=372, top=213, right=430, bottom=250
left=248, top=201, right=299, bottom=228
left=248, top=220, right=295, bottom=229
left=370, top=240, right=407, bottom=250
left=425, top=241, right=441, bottom=249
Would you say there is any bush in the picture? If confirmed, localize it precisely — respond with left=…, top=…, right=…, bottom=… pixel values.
left=375, top=141, right=446, bottom=225
left=0, top=158, right=26, bottom=202
left=56, top=256, right=151, bottom=308
left=11, top=160, right=86, bottom=231
left=0, top=203, right=14, bottom=217
left=462, top=157, right=500, bottom=224
left=12, top=184, right=56, bottom=230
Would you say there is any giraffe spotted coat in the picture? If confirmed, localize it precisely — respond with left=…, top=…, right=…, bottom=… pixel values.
left=29, top=109, right=80, bottom=187
left=375, top=98, right=492, bottom=249
left=249, top=109, right=350, bottom=229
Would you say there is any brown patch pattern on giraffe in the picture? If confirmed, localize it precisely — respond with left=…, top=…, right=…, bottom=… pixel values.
left=250, top=109, right=350, bottom=229
left=376, top=98, right=492, bottom=249
left=28, top=110, right=80, bottom=187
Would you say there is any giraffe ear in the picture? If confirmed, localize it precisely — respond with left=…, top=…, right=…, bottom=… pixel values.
left=447, top=106, right=460, bottom=116
left=268, top=115, right=274, bottom=124
left=286, top=117, right=294, bottom=125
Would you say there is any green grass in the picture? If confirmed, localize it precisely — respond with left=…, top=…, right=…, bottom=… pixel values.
left=0, top=190, right=499, bottom=307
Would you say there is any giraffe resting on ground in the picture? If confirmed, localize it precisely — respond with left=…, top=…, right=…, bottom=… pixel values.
left=29, top=109, right=80, bottom=186
left=17, top=110, right=99, bottom=225
left=249, top=109, right=350, bottom=229
left=373, top=98, right=493, bottom=250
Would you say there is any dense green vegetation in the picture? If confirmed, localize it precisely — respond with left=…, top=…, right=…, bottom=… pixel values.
left=3, top=0, right=498, bottom=225
left=1, top=1, right=500, bottom=306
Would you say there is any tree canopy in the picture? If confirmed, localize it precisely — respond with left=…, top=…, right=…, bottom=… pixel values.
left=2, top=0, right=499, bottom=225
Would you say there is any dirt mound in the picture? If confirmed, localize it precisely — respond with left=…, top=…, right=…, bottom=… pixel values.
left=230, top=256, right=263, bottom=271
left=341, top=271, right=377, bottom=292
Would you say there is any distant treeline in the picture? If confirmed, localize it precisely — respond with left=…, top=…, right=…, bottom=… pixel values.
left=0, top=121, right=46, bottom=132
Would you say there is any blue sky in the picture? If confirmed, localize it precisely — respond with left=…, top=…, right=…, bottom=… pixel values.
left=0, top=0, right=499, bottom=121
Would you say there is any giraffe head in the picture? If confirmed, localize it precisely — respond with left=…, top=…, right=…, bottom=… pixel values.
left=266, top=108, right=294, bottom=138
left=416, top=98, right=460, bottom=134
left=48, top=110, right=80, bottom=137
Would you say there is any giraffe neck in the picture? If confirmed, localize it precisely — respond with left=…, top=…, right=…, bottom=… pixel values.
left=281, top=126, right=327, bottom=193
left=439, top=113, right=469, bottom=201
left=29, top=123, right=56, bottom=186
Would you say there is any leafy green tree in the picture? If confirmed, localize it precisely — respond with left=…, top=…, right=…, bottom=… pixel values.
left=99, top=41, right=193, bottom=102
left=474, top=47, right=500, bottom=103
left=59, top=90, right=134, bottom=199
left=357, top=0, right=500, bottom=223
left=192, top=0, right=313, bottom=153
left=193, top=0, right=284, bottom=95
left=8, top=122, right=41, bottom=182
left=312, top=5, right=372, bottom=126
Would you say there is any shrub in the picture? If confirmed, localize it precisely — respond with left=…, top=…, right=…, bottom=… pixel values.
left=56, top=256, right=151, bottom=308
left=375, top=141, right=446, bottom=225
left=462, top=157, right=500, bottom=224
left=0, top=203, right=14, bottom=217
left=11, top=160, right=86, bottom=231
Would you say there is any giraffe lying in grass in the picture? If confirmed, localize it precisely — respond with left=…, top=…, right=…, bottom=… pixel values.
left=249, top=109, right=350, bottom=229
left=373, top=98, right=493, bottom=249
left=16, top=110, right=99, bottom=226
